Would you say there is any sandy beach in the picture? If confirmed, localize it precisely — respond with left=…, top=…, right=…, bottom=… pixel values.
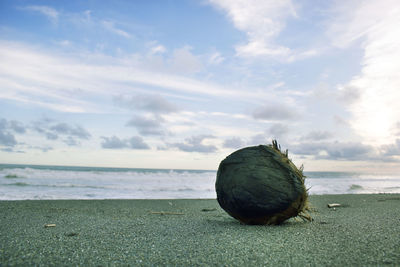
left=1, top=194, right=399, bottom=266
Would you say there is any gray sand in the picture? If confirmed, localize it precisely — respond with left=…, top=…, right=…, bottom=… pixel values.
left=1, top=194, right=399, bottom=266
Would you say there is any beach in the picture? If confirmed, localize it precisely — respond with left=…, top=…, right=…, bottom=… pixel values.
left=1, top=194, right=399, bottom=266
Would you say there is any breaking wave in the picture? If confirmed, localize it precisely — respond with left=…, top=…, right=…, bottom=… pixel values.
left=1, top=164, right=400, bottom=200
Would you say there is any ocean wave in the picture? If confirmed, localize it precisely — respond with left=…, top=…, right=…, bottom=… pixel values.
left=7, top=182, right=29, bottom=186
left=1, top=164, right=399, bottom=200
left=0, top=166, right=216, bottom=183
left=4, top=173, right=27, bottom=179
left=349, top=184, right=363, bottom=191
left=384, top=186, right=400, bottom=190
left=4, top=182, right=108, bottom=189
left=4, top=174, right=19, bottom=178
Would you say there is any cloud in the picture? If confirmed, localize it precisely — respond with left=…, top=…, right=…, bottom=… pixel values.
left=268, top=123, right=289, bottom=139
left=336, top=85, right=361, bottom=105
left=291, top=141, right=374, bottom=161
left=223, top=127, right=288, bottom=148
left=0, top=119, right=7, bottom=130
left=223, top=137, right=246, bottom=149
left=50, top=123, right=91, bottom=140
left=55, top=40, right=72, bottom=47
left=117, top=94, right=179, bottom=136
left=0, top=41, right=263, bottom=115
left=129, top=136, right=151, bottom=149
left=30, top=145, right=53, bottom=152
left=248, top=134, right=270, bottom=146
left=46, top=132, right=58, bottom=140
left=208, top=52, right=225, bottom=65
left=0, top=118, right=61, bottom=152
left=169, top=46, right=203, bottom=74
left=1, top=147, right=16, bottom=152
left=328, top=0, right=400, bottom=146
left=301, top=130, right=333, bottom=141
left=334, top=115, right=349, bottom=127
left=126, top=115, right=165, bottom=136
left=8, top=120, right=26, bottom=134
left=0, top=118, right=27, bottom=134
left=252, top=104, right=297, bottom=121
left=101, top=136, right=127, bottom=149
left=150, top=43, right=167, bottom=55
left=23, top=5, right=59, bottom=23
left=290, top=139, right=400, bottom=162
left=394, top=122, right=400, bottom=137
left=64, top=136, right=80, bottom=146
left=0, top=118, right=26, bottom=147
left=208, top=0, right=296, bottom=58
left=101, top=136, right=150, bottom=149
left=31, top=118, right=91, bottom=146
left=327, top=1, right=396, bottom=48
left=102, top=20, right=131, bottom=38
left=0, top=130, right=17, bottom=147
left=381, top=139, right=400, bottom=157
left=114, top=94, right=179, bottom=114
left=169, top=135, right=217, bottom=153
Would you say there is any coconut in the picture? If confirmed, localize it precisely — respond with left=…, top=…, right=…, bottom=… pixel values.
left=215, top=140, right=311, bottom=225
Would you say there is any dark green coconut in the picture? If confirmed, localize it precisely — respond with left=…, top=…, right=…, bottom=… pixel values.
left=216, top=140, right=311, bottom=225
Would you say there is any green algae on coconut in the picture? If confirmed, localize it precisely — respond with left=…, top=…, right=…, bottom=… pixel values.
left=216, top=140, right=312, bottom=225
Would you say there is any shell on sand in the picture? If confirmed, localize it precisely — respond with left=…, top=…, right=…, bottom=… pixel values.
left=215, top=141, right=311, bottom=225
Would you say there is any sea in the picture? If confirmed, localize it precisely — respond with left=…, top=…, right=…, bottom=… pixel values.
left=1, top=164, right=400, bottom=200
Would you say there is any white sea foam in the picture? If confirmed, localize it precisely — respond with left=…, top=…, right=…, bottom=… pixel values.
left=0, top=165, right=399, bottom=200
left=0, top=166, right=216, bottom=200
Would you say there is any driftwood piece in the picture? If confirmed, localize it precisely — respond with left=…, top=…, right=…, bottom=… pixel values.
left=201, top=208, right=217, bottom=212
left=149, top=211, right=184, bottom=215
left=327, top=203, right=341, bottom=208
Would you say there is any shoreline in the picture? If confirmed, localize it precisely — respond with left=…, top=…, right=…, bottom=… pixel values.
left=1, top=194, right=399, bottom=266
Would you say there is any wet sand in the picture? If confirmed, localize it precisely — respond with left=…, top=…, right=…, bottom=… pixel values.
left=1, top=194, right=399, bottom=266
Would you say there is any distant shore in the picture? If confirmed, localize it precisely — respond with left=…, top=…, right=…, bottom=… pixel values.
left=1, top=194, right=399, bottom=266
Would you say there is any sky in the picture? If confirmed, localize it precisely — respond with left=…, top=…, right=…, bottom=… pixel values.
left=1, top=0, right=400, bottom=172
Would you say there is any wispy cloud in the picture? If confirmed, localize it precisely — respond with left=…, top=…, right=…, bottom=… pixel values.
left=114, top=94, right=179, bottom=114
left=208, top=0, right=321, bottom=62
left=169, top=46, right=203, bottom=74
left=115, top=94, right=179, bottom=136
left=329, top=0, right=400, bottom=146
left=209, top=0, right=295, bottom=57
left=23, top=5, right=59, bottom=23
left=0, top=41, right=277, bottom=115
left=149, top=42, right=167, bottom=55
left=102, top=20, right=132, bottom=38
left=208, top=52, right=225, bottom=65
